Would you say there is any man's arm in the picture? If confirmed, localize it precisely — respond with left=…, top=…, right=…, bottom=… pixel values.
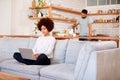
left=72, top=18, right=80, bottom=28
left=88, top=23, right=92, bottom=37
left=72, top=22, right=79, bottom=28
left=88, top=17, right=93, bottom=37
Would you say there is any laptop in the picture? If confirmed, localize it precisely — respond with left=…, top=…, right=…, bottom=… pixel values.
left=19, top=48, right=36, bottom=60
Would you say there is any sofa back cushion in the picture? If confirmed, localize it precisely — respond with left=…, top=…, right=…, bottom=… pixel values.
left=91, top=41, right=117, bottom=51
left=74, top=43, right=94, bottom=80
left=65, top=40, right=88, bottom=64
left=0, top=37, right=30, bottom=57
left=65, top=40, right=117, bottom=64
left=51, top=40, right=68, bottom=64
left=0, top=38, right=4, bottom=48
left=28, top=38, right=68, bottom=64
left=28, top=38, right=37, bottom=49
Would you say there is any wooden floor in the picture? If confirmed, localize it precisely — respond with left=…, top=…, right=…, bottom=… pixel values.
left=0, top=72, right=30, bottom=80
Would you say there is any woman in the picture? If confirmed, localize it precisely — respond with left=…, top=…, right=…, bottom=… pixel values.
left=13, top=18, right=56, bottom=65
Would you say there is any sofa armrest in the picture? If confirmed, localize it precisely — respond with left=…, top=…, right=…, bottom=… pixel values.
left=97, top=48, right=120, bottom=80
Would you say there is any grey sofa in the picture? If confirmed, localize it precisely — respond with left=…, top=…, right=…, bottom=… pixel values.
left=0, top=37, right=119, bottom=80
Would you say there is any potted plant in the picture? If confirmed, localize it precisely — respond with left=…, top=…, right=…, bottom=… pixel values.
left=37, top=0, right=44, bottom=7
left=33, top=21, right=39, bottom=35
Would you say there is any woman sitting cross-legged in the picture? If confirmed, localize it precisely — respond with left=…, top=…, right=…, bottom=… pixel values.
left=13, top=18, right=56, bottom=65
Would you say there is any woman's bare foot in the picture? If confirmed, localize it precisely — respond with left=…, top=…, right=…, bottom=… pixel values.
left=19, top=62, right=27, bottom=65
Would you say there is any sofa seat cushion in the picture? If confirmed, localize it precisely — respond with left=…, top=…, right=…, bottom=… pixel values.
left=0, top=59, right=46, bottom=75
left=40, top=64, right=75, bottom=80
left=0, top=55, right=12, bottom=62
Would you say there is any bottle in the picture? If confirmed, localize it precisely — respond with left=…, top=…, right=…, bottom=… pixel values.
left=100, top=18, right=103, bottom=23
left=116, top=16, right=119, bottom=22
left=43, top=0, right=47, bottom=7
left=32, top=0, right=36, bottom=8
left=38, top=12, right=41, bottom=17
left=32, top=9, right=37, bottom=17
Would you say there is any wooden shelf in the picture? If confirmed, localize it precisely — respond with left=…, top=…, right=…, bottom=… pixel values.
left=92, top=22, right=119, bottom=24
left=29, top=17, right=43, bottom=20
left=29, top=6, right=49, bottom=9
left=52, top=17, right=76, bottom=22
left=88, top=13, right=119, bottom=16
left=29, top=5, right=79, bottom=23
left=0, top=35, right=38, bottom=38
left=55, top=36, right=119, bottom=40
left=29, top=5, right=81, bottom=15
left=51, top=5, right=81, bottom=15
left=29, top=17, right=76, bottom=23
left=79, top=36, right=119, bottom=40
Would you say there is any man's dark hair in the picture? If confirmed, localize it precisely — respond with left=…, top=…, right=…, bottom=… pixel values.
left=37, top=18, right=54, bottom=32
left=81, top=9, right=88, bottom=14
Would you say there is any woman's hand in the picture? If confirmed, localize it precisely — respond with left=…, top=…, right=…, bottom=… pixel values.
left=32, top=54, right=40, bottom=59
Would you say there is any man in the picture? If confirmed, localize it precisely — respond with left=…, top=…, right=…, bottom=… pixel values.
left=73, top=9, right=93, bottom=37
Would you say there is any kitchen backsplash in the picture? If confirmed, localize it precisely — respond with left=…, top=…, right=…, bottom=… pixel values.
left=92, top=23, right=119, bottom=37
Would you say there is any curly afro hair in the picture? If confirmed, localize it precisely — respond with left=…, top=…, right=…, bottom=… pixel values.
left=37, top=18, right=54, bottom=32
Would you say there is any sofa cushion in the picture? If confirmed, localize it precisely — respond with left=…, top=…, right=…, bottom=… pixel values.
left=28, top=38, right=37, bottom=49
left=0, top=38, right=4, bottom=47
left=0, top=55, right=12, bottom=62
left=51, top=40, right=68, bottom=64
left=83, top=51, right=97, bottom=80
left=28, top=38, right=68, bottom=64
left=40, top=76, right=55, bottom=80
left=0, top=59, right=45, bottom=75
left=0, top=37, right=30, bottom=57
left=74, top=43, right=94, bottom=80
left=65, top=40, right=88, bottom=64
left=83, top=48, right=120, bottom=80
left=65, top=40, right=117, bottom=64
left=91, top=41, right=117, bottom=51
left=40, top=64, right=75, bottom=80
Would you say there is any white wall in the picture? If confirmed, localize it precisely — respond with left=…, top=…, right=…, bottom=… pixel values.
left=0, top=0, right=85, bottom=35
left=0, top=0, right=12, bottom=35
left=51, top=0, right=85, bottom=11
left=11, top=0, right=35, bottom=35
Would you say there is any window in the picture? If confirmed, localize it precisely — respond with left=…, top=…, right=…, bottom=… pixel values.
left=117, top=0, right=120, bottom=4
left=87, top=0, right=120, bottom=6
left=111, top=0, right=117, bottom=4
left=87, top=0, right=97, bottom=6
left=99, top=0, right=106, bottom=5
left=107, top=0, right=110, bottom=5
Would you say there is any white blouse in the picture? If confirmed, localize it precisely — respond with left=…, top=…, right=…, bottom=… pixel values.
left=33, top=36, right=56, bottom=58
